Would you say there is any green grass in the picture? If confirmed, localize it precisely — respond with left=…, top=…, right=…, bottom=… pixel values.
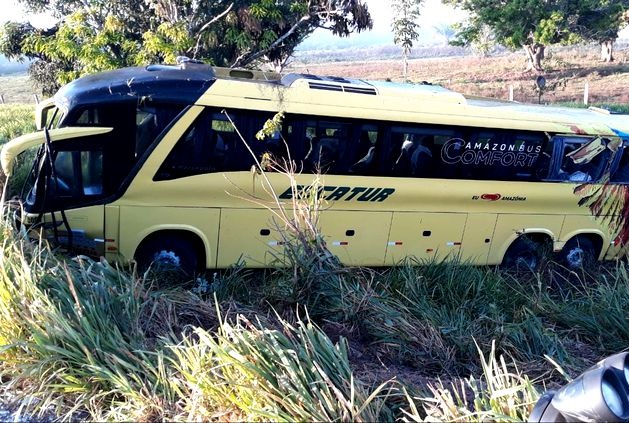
left=557, top=102, right=629, bottom=114
left=2, top=216, right=622, bottom=421
left=0, top=104, right=35, bottom=145
left=0, top=74, right=37, bottom=105
left=0, top=104, right=37, bottom=195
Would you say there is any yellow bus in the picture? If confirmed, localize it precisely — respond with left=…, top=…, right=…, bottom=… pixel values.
left=2, top=61, right=629, bottom=273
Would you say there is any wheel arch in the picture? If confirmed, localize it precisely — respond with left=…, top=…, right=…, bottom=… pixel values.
left=560, top=230, right=605, bottom=261
left=498, top=229, right=555, bottom=265
left=133, top=226, right=209, bottom=269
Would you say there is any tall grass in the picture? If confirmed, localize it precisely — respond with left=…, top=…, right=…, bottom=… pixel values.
left=170, top=313, right=391, bottom=421
left=535, top=264, right=629, bottom=354
left=378, top=261, right=567, bottom=369
left=1, top=110, right=628, bottom=420
left=0, top=104, right=37, bottom=195
left=404, top=341, right=541, bottom=422
left=0, top=104, right=35, bottom=145
left=0, top=220, right=393, bottom=420
left=0, top=224, right=180, bottom=420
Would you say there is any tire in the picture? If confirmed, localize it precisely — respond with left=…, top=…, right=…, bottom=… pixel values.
left=136, top=235, right=200, bottom=277
left=503, top=237, right=542, bottom=271
left=560, top=236, right=596, bottom=270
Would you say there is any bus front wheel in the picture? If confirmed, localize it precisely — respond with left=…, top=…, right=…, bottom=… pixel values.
left=559, top=236, right=596, bottom=270
left=135, top=233, right=203, bottom=277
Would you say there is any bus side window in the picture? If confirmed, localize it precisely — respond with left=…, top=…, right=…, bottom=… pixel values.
left=557, top=137, right=608, bottom=182
left=349, top=126, right=379, bottom=175
left=534, top=139, right=553, bottom=180
left=501, top=132, right=545, bottom=181
left=303, top=121, right=351, bottom=174
left=388, top=126, right=439, bottom=178
left=135, top=103, right=185, bottom=160
left=155, top=110, right=246, bottom=180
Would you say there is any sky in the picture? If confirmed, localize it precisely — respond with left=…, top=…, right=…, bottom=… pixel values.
left=0, top=0, right=625, bottom=43
left=2, top=0, right=55, bottom=27
left=1, top=0, right=464, bottom=31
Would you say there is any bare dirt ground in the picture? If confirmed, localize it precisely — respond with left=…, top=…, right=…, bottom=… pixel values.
left=289, top=46, right=629, bottom=106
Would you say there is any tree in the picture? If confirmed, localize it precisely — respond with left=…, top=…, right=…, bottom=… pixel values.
left=568, top=0, right=629, bottom=62
left=0, top=0, right=372, bottom=94
left=392, top=0, right=423, bottom=80
left=446, top=0, right=587, bottom=72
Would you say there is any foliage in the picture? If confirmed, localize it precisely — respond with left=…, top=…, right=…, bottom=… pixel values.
left=0, top=216, right=391, bottom=421
left=446, top=0, right=628, bottom=70
left=405, top=341, right=541, bottom=422
left=0, top=0, right=373, bottom=93
left=170, top=314, right=391, bottom=421
left=392, top=0, right=422, bottom=79
left=568, top=0, right=628, bottom=44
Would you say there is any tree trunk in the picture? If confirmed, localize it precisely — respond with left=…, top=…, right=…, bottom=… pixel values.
left=403, top=52, right=408, bottom=80
left=600, top=40, right=614, bottom=62
left=524, top=44, right=545, bottom=72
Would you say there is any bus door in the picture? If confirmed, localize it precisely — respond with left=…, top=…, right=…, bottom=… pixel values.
left=44, top=206, right=106, bottom=258
left=35, top=140, right=110, bottom=257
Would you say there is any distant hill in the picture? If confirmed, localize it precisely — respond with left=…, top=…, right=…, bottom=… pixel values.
left=0, top=55, right=29, bottom=75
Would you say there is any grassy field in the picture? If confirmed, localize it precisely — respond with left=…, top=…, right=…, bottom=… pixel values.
left=0, top=74, right=37, bottom=104
left=0, top=46, right=628, bottom=420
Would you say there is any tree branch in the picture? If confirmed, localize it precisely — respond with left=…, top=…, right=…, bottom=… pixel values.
left=231, top=14, right=312, bottom=68
left=192, top=3, right=233, bottom=59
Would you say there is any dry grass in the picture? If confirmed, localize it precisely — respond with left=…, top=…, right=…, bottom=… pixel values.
left=0, top=75, right=38, bottom=104
left=289, top=46, right=629, bottom=106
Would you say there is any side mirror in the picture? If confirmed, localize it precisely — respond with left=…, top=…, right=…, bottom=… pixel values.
left=530, top=352, right=629, bottom=422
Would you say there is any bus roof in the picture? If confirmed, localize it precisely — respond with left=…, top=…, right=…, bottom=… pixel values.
left=50, top=62, right=629, bottom=138
left=54, top=62, right=218, bottom=112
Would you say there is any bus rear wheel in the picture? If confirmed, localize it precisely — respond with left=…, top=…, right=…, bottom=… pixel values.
left=503, top=237, right=543, bottom=271
left=136, top=234, right=202, bottom=278
left=560, top=236, right=596, bottom=270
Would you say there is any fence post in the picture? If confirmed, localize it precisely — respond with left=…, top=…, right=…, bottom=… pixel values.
left=0, top=94, right=4, bottom=104
left=33, top=94, right=39, bottom=104
left=509, top=85, right=514, bottom=101
left=583, top=82, right=589, bottom=106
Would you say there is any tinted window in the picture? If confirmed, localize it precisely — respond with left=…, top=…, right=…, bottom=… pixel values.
left=302, top=120, right=352, bottom=173
left=612, top=145, right=629, bottom=183
left=348, top=125, right=380, bottom=175
left=135, top=103, right=185, bottom=159
left=552, top=136, right=611, bottom=182
left=388, top=126, right=455, bottom=177
left=438, top=130, right=545, bottom=181
left=53, top=150, right=103, bottom=199
left=155, top=110, right=249, bottom=180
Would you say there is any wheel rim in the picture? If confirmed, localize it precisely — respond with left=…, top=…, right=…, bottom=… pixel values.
left=152, top=250, right=182, bottom=268
left=565, top=246, right=585, bottom=268
left=516, top=253, right=538, bottom=270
